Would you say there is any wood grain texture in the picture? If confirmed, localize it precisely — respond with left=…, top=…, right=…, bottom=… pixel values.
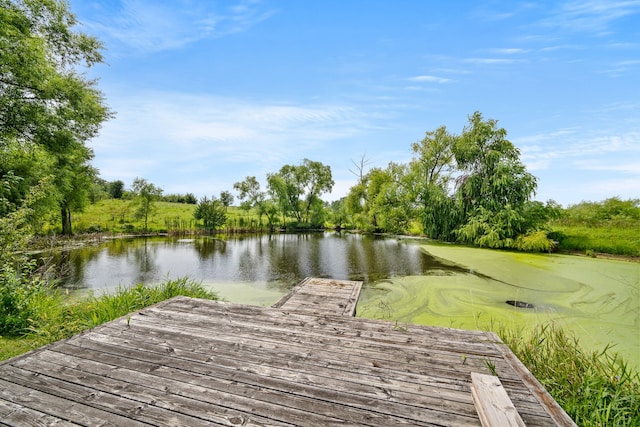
left=471, top=372, right=526, bottom=427
left=0, top=287, right=575, bottom=426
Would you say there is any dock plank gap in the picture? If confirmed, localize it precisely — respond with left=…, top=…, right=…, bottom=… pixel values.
left=0, top=277, right=576, bottom=426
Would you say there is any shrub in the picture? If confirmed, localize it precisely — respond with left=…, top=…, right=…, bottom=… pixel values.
left=0, top=261, right=60, bottom=336
left=514, top=230, right=555, bottom=252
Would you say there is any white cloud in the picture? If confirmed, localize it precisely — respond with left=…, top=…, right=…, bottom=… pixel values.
left=407, top=75, right=451, bottom=83
left=591, top=178, right=640, bottom=192
left=485, top=48, right=529, bottom=55
left=462, top=57, right=522, bottom=65
left=90, top=90, right=372, bottom=189
left=516, top=129, right=640, bottom=171
left=83, top=0, right=274, bottom=54
left=540, top=0, right=640, bottom=35
left=574, top=160, right=640, bottom=173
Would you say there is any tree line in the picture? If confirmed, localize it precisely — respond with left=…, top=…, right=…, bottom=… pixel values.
left=221, top=112, right=560, bottom=252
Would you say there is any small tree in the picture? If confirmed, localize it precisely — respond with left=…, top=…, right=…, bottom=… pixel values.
left=130, top=178, right=162, bottom=232
left=329, top=199, right=348, bottom=230
left=108, top=180, right=125, bottom=199
left=219, top=191, right=234, bottom=212
left=266, top=159, right=334, bottom=226
left=194, top=196, right=226, bottom=231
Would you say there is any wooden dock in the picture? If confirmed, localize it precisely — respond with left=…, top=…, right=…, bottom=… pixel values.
left=272, top=277, right=363, bottom=316
left=0, top=278, right=575, bottom=426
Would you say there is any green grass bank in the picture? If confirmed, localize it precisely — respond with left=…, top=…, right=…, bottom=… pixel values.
left=0, top=278, right=217, bottom=361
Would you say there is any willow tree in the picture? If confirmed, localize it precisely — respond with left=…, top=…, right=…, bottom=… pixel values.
left=453, top=112, right=537, bottom=248
left=408, top=126, right=459, bottom=240
left=344, top=163, right=412, bottom=233
left=1, top=0, right=111, bottom=234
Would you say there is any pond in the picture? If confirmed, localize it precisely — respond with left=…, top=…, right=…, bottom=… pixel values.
left=45, top=233, right=639, bottom=368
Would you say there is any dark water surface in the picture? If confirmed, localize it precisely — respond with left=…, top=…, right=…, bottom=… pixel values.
left=48, top=233, right=449, bottom=296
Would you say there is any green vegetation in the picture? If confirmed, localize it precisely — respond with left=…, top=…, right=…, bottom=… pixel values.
left=1, top=0, right=111, bottom=236
left=343, top=112, right=560, bottom=250
left=69, top=199, right=266, bottom=234
left=194, top=196, right=227, bottom=231
left=130, top=177, right=164, bottom=232
left=550, top=198, right=640, bottom=257
left=501, top=323, right=640, bottom=427
left=235, top=158, right=335, bottom=230
left=0, top=277, right=217, bottom=361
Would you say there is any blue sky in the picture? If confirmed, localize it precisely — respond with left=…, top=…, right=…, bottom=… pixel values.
left=69, top=0, right=640, bottom=206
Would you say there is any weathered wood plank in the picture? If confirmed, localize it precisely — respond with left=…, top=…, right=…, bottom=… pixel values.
left=142, top=300, right=507, bottom=358
left=125, top=303, right=521, bottom=382
left=87, top=308, right=552, bottom=424
left=0, top=378, right=149, bottom=427
left=92, top=321, right=546, bottom=415
left=273, top=277, right=362, bottom=316
left=97, top=311, right=511, bottom=385
left=0, top=399, right=79, bottom=427
left=0, top=365, right=223, bottom=427
left=10, top=352, right=294, bottom=427
left=100, top=306, right=556, bottom=423
left=165, top=297, right=503, bottom=348
left=471, top=373, right=526, bottom=427
left=51, top=338, right=480, bottom=426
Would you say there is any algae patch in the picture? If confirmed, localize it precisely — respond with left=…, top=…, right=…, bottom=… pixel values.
left=357, top=242, right=640, bottom=369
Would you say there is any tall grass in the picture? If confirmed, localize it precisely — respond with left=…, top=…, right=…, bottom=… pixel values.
left=82, top=279, right=216, bottom=326
left=550, top=198, right=640, bottom=257
left=551, top=225, right=640, bottom=257
left=0, top=277, right=217, bottom=361
left=500, top=323, right=640, bottom=427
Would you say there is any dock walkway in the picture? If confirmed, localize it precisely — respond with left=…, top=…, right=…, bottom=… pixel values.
left=0, top=279, right=575, bottom=426
left=272, top=277, right=362, bottom=316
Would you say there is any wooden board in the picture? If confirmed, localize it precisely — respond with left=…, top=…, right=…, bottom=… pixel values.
left=273, top=277, right=363, bottom=316
left=0, top=297, right=575, bottom=426
left=471, top=372, right=526, bottom=427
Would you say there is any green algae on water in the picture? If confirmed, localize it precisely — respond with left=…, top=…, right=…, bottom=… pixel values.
left=357, top=242, right=640, bottom=370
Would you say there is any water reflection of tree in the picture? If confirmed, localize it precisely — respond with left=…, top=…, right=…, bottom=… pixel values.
left=194, top=238, right=227, bottom=260
left=129, top=238, right=159, bottom=284
left=41, top=246, right=103, bottom=290
left=106, top=238, right=135, bottom=256
left=40, top=233, right=455, bottom=292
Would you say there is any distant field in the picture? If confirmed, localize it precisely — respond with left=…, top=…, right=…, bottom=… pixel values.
left=71, top=199, right=263, bottom=233
left=552, top=224, right=640, bottom=257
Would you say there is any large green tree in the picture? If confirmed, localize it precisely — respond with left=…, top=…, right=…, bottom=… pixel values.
left=345, top=163, right=411, bottom=233
left=408, top=126, right=458, bottom=240
left=1, top=0, right=110, bottom=234
left=267, top=159, right=334, bottom=227
left=453, top=112, right=538, bottom=247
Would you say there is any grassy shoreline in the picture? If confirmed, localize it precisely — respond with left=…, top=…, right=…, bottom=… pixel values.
left=66, top=199, right=640, bottom=257
left=0, top=278, right=217, bottom=361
